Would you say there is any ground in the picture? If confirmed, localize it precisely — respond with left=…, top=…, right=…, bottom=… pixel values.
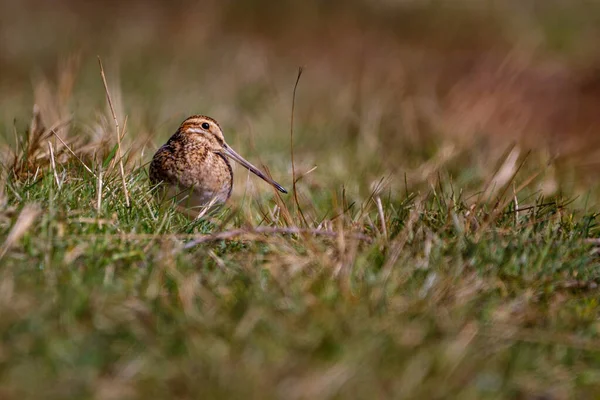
left=1, top=1, right=600, bottom=399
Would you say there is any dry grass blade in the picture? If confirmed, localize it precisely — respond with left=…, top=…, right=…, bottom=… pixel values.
left=50, top=129, right=96, bottom=177
left=0, top=204, right=41, bottom=260
left=483, top=146, right=520, bottom=201
left=26, top=104, right=44, bottom=164
left=75, top=227, right=372, bottom=248
left=47, top=141, right=60, bottom=188
left=11, top=107, right=71, bottom=177
left=375, top=196, right=387, bottom=239
left=98, top=56, right=130, bottom=208
left=290, top=67, right=307, bottom=226
left=96, top=163, right=103, bottom=213
left=181, top=226, right=371, bottom=248
left=481, top=324, right=600, bottom=352
left=379, top=205, right=421, bottom=286
left=106, top=115, right=128, bottom=175
left=513, top=183, right=519, bottom=224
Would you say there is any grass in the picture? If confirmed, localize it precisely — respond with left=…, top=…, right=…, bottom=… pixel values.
left=3, top=126, right=600, bottom=399
left=3, top=1, right=600, bottom=399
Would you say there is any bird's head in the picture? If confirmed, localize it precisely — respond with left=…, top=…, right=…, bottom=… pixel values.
left=178, top=115, right=287, bottom=194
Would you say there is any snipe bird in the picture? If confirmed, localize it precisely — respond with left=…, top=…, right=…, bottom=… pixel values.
left=150, top=115, right=287, bottom=215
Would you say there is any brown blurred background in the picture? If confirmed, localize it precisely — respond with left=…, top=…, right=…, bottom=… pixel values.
left=2, top=0, right=600, bottom=199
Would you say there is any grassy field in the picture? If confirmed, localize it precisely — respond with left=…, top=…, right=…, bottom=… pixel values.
left=2, top=1, right=600, bottom=398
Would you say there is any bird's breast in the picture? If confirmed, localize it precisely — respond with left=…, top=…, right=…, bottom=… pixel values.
left=175, top=151, right=233, bottom=207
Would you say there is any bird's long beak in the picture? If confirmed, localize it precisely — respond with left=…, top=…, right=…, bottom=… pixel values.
left=221, top=144, right=288, bottom=194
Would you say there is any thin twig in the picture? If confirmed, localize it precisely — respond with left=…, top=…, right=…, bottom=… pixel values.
left=290, top=67, right=307, bottom=226
left=182, top=226, right=372, bottom=248
left=98, top=56, right=130, bottom=208
left=76, top=227, right=372, bottom=248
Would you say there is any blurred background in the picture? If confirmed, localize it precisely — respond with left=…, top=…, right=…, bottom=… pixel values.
left=2, top=0, right=600, bottom=203
left=4, top=2, right=600, bottom=398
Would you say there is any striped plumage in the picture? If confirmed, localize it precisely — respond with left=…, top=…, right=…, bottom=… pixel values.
left=150, top=115, right=286, bottom=216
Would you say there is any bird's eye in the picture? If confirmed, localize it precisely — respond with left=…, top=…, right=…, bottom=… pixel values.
left=201, top=122, right=210, bottom=130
